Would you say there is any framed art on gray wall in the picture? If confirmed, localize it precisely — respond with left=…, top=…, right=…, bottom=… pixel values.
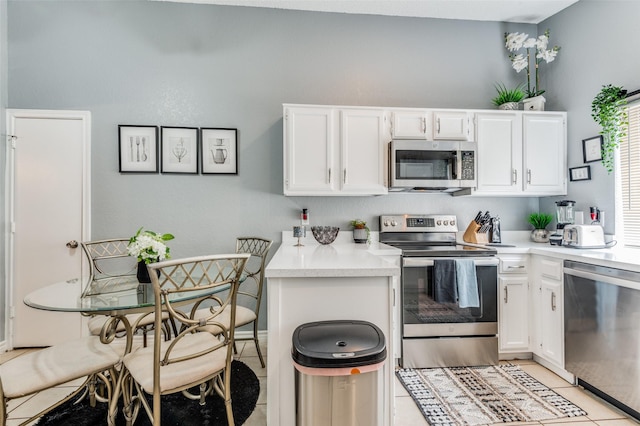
left=200, top=128, right=238, bottom=175
left=118, top=125, right=159, bottom=173
left=161, top=126, right=199, bottom=174
left=570, top=165, right=591, bottom=181
left=582, top=135, right=604, bottom=163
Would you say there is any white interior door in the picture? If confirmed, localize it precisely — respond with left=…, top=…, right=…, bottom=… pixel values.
left=6, top=109, right=91, bottom=348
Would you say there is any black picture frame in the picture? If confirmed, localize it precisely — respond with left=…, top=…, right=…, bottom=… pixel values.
left=160, top=126, right=199, bottom=174
left=569, top=165, right=591, bottom=181
left=582, top=135, right=604, bottom=163
left=118, top=125, right=159, bottom=173
left=200, top=128, right=238, bottom=175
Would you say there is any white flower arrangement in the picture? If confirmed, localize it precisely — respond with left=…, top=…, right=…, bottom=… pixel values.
left=127, top=227, right=174, bottom=264
left=505, top=29, right=560, bottom=98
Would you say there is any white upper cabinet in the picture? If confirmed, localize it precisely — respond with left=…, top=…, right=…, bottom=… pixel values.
left=475, top=112, right=522, bottom=195
left=433, top=110, right=473, bottom=140
left=391, top=110, right=431, bottom=139
left=283, top=105, right=337, bottom=194
left=473, top=111, right=567, bottom=196
left=283, top=104, right=388, bottom=196
left=340, top=109, right=388, bottom=195
left=522, top=113, right=567, bottom=195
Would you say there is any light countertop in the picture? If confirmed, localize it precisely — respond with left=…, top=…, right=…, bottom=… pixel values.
left=265, top=231, right=401, bottom=278
left=266, top=230, right=640, bottom=277
left=468, top=231, right=640, bottom=273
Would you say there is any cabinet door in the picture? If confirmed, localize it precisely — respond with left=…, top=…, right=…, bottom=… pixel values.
left=433, top=110, right=472, bottom=140
left=340, top=109, right=388, bottom=195
left=391, top=111, right=430, bottom=139
left=538, top=276, right=563, bottom=367
left=475, top=112, right=522, bottom=195
left=284, top=106, right=337, bottom=195
left=499, top=275, right=529, bottom=352
left=523, top=113, right=566, bottom=195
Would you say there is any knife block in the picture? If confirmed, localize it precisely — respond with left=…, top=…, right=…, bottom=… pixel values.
left=462, top=221, right=489, bottom=244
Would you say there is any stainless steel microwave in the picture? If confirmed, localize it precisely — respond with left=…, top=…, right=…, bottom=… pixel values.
left=388, top=140, right=477, bottom=192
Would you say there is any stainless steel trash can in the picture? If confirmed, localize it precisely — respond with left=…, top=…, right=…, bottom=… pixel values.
left=292, top=320, right=387, bottom=426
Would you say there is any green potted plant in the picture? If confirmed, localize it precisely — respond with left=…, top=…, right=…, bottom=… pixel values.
left=527, top=212, right=553, bottom=243
left=350, top=219, right=370, bottom=244
left=591, top=84, right=628, bottom=173
left=492, top=82, right=525, bottom=110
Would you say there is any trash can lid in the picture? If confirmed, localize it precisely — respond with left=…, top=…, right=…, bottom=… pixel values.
left=292, top=320, right=386, bottom=368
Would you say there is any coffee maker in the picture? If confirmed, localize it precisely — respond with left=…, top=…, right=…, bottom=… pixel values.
left=549, top=200, right=575, bottom=245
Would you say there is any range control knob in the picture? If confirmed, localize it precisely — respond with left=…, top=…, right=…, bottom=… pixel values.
left=391, top=220, right=397, bottom=227
left=451, top=220, right=456, bottom=226
left=444, top=220, right=449, bottom=226
left=436, top=220, right=442, bottom=226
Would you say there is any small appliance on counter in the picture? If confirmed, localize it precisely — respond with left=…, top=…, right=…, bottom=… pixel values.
left=562, top=224, right=608, bottom=249
left=549, top=200, right=575, bottom=246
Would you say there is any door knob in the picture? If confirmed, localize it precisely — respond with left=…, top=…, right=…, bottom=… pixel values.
left=66, top=240, right=79, bottom=249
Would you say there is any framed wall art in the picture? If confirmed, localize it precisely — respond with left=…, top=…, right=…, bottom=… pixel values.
left=160, top=126, right=199, bottom=174
left=582, top=135, right=604, bottom=163
left=200, top=128, right=238, bottom=175
left=569, top=165, right=591, bottom=182
left=118, top=125, right=159, bottom=173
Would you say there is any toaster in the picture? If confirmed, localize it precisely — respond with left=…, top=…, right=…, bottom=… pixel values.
left=562, top=224, right=606, bottom=248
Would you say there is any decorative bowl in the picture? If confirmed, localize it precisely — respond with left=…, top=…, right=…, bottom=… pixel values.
left=310, top=226, right=340, bottom=245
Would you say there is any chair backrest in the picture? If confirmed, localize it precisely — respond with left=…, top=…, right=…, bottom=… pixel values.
left=147, top=253, right=250, bottom=371
left=235, top=237, right=273, bottom=314
left=81, top=238, right=138, bottom=296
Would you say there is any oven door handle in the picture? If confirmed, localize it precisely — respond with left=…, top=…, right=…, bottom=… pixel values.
left=402, top=258, right=500, bottom=267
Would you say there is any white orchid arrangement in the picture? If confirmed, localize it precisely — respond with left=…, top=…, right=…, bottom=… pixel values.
left=127, top=227, right=174, bottom=264
left=505, top=29, right=560, bottom=98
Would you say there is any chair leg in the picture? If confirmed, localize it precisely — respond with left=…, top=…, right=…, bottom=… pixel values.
left=233, top=341, right=238, bottom=355
left=253, top=322, right=265, bottom=368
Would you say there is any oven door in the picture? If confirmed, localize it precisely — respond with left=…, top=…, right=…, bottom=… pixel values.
left=402, top=257, right=498, bottom=337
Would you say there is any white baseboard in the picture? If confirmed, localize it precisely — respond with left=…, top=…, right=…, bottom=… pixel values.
left=234, top=330, right=268, bottom=341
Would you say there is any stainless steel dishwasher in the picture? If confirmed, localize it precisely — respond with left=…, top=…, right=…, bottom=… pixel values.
left=564, top=260, right=640, bottom=420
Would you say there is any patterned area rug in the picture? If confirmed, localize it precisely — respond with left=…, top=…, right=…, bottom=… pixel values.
left=396, top=364, right=587, bottom=425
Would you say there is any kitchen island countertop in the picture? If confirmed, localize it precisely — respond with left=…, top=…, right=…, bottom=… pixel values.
left=265, top=233, right=401, bottom=278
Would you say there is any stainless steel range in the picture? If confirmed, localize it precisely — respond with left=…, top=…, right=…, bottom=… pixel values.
left=380, top=214, right=499, bottom=368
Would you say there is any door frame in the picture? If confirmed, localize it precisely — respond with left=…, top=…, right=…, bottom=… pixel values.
left=4, top=109, right=91, bottom=350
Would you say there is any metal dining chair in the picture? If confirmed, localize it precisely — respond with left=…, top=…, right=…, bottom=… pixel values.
left=120, top=253, right=249, bottom=426
left=0, top=337, right=120, bottom=426
left=232, top=237, right=273, bottom=367
left=81, top=238, right=176, bottom=346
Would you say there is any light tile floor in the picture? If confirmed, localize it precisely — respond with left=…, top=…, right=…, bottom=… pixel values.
left=2, top=346, right=638, bottom=426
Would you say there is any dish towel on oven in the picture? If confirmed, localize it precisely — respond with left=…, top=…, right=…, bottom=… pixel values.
left=455, top=259, right=479, bottom=308
left=433, top=259, right=457, bottom=303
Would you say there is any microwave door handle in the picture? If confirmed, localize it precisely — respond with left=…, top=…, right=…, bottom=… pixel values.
left=455, top=152, right=461, bottom=180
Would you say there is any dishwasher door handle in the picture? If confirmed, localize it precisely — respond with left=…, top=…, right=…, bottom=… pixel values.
left=564, top=267, right=640, bottom=291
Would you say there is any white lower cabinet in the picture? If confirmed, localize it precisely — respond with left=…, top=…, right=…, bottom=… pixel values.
left=498, top=255, right=530, bottom=354
left=531, top=255, right=564, bottom=369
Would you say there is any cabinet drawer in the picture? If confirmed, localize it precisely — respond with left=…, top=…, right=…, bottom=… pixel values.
left=539, top=257, right=563, bottom=280
left=499, top=256, right=528, bottom=274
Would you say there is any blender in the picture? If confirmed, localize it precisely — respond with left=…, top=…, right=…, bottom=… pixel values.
left=549, top=200, right=575, bottom=245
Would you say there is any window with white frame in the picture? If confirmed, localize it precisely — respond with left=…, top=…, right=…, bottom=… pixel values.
left=619, top=99, right=640, bottom=247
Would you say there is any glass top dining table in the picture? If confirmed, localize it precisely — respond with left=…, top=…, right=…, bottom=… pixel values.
left=24, top=275, right=232, bottom=315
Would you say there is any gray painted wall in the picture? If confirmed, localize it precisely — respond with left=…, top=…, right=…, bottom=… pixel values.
left=540, top=0, right=640, bottom=235
left=5, top=1, right=563, bottom=332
